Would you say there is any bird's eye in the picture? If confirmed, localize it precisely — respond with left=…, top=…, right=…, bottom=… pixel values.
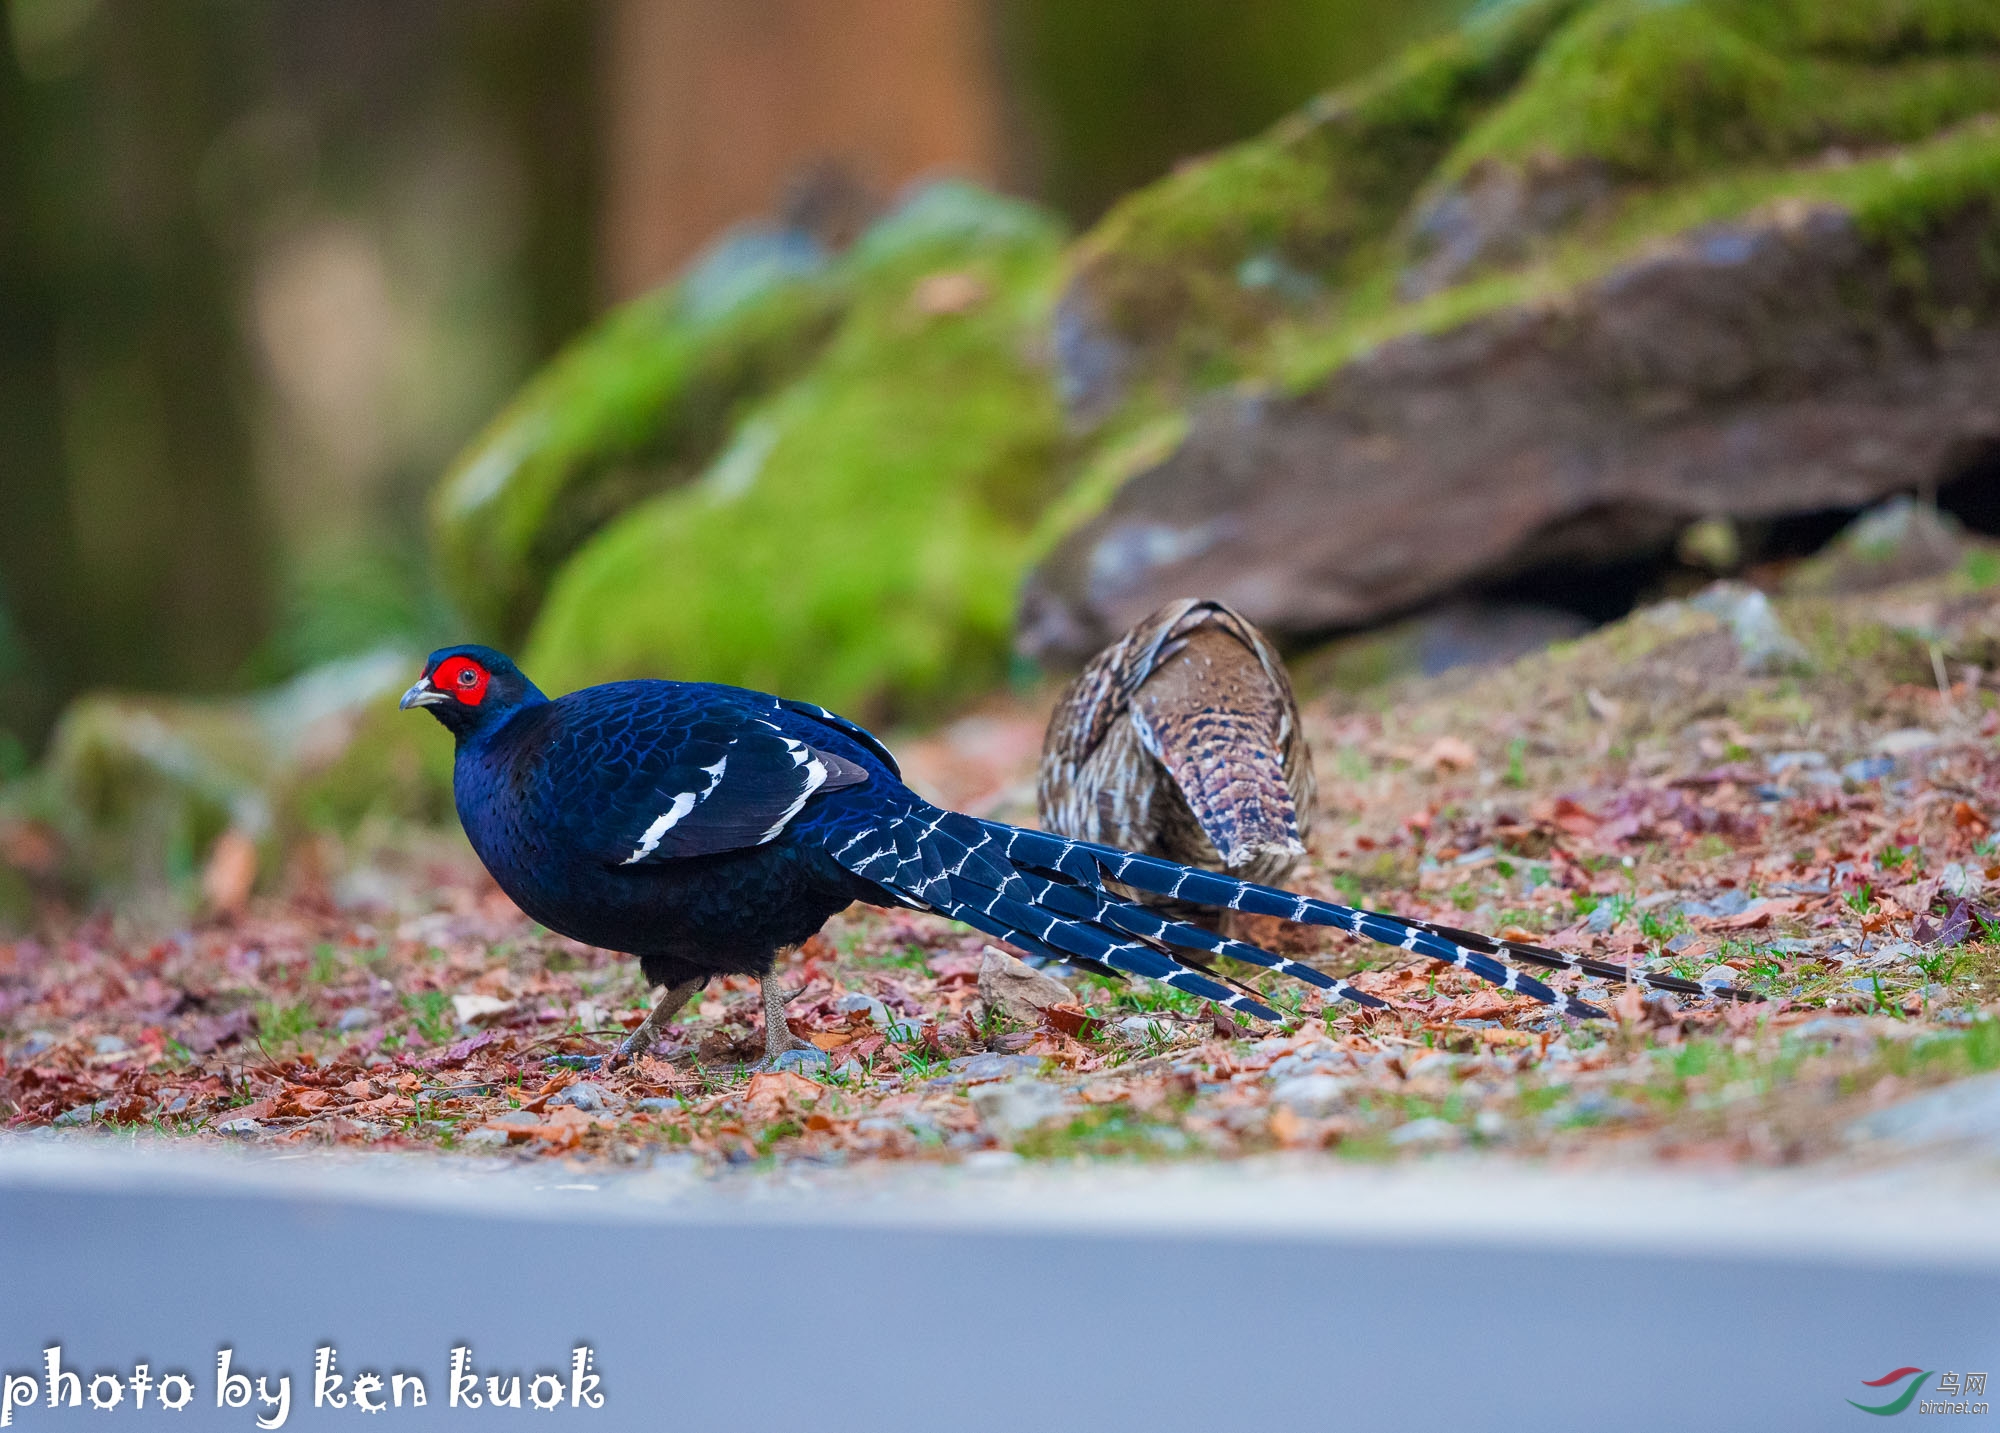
left=457, top=667, right=478, bottom=686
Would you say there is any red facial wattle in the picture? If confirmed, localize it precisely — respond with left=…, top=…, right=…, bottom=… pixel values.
left=431, top=655, right=490, bottom=706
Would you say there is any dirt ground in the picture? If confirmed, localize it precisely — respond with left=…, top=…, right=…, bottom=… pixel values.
left=7, top=572, right=2000, bottom=1172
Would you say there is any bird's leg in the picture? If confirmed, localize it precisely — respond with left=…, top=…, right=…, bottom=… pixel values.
left=751, top=957, right=830, bottom=1074
left=608, top=976, right=704, bottom=1067
left=760, top=966, right=808, bottom=1062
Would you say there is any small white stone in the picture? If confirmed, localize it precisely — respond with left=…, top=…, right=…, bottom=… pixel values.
left=451, top=994, right=511, bottom=1025
left=969, top=1079, right=1072, bottom=1135
left=1270, top=1073, right=1351, bottom=1119
left=1388, top=1116, right=1461, bottom=1147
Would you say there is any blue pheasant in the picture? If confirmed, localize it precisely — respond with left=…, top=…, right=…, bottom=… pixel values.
left=402, top=645, right=1628, bottom=1069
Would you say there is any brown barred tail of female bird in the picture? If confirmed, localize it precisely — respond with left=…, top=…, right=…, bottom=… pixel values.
left=1037, top=599, right=1313, bottom=922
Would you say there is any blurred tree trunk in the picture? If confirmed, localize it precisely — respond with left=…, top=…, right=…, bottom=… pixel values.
left=0, top=0, right=599, bottom=754
left=600, top=0, right=1007, bottom=299
left=0, top=1, right=271, bottom=752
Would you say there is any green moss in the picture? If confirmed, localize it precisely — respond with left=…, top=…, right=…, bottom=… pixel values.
left=1445, top=0, right=2000, bottom=183
left=431, top=232, right=847, bottom=640
left=1, top=648, right=426, bottom=906
left=523, top=184, right=1067, bottom=719
left=1067, top=0, right=1584, bottom=371
left=1270, top=115, right=2000, bottom=394
left=1059, top=0, right=2000, bottom=408
left=289, top=702, right=455, bottom=833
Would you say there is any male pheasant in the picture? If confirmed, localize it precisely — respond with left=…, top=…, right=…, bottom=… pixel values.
left=1039, top=599, right=1312, bottom=925
left=402, top=646, right=1747, bottom=1069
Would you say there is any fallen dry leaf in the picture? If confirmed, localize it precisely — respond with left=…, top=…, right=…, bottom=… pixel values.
left=1421, top=736, right=1479, bottom=772
left=200, top=828, right=258, bottom=917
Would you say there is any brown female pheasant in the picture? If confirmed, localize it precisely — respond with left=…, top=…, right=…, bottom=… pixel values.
left=1038, top=599, right=1312, bottom=922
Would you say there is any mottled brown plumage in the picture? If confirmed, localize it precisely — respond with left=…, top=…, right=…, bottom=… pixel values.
left=1038, top=599, right=1313, bottom=923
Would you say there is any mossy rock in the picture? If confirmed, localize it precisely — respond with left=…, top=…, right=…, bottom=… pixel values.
left=1056, top=0, right=2000, bottom=409
left=432, top=229, right=847, bottom=641
left=1, top=649, right=428, bottom=909
left=1056, top=0, right=1584, bottom=409
left=523, top=183, right=1068, bottom=719
left=1026, top=0, right=2000, bottom=658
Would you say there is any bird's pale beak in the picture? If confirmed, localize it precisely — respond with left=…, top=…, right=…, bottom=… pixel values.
left=399, top=678, right=447, bottom=710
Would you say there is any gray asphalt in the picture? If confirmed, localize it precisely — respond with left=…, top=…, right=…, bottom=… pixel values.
left=2, top=1140, right=1997, bottom=1431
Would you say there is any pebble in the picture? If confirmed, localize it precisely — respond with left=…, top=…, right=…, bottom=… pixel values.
left=1791, top=1018, right=1863, bottom=1042
left=1584, top=903, right=1621, bottom=934
left=763, top=1048, right=832, bottom=1075
left=1112, top=1016, right=1170, bottom=1046
left=833, top=992, right=893, bottom=1025
left=1473, top=1109, right=1508, bottom=1139
left=1841, top=755, right=1895, bottom=783
left=857, top=1112, right=940, bottom=1140
left=460, top=1128, right=511, bottom=1148
left=91, top=1035, right=126, bottom=1055
left=1266, top=1052, right=1345, bottom=1080
left=1690, top=583, right=1810, bottom=674
left=548, top=1081, right=617, bottom=1113
left=492, top=1109, right=541, bottom=1127
left=336, top=1007, right=376, bottom=1032
left=1940, top=862, right=1985, bottom=899
left=1388, top=1117, right=1461, bottom=1147
left=1269, top=1074, right=1351, bottom=1118
left=1766, top=750, right=1828, bottom=775
left=1847, top=1071, right=2000, bottom=1151
left=1872, top=728, right=1939, bottom=757
left=969, top=1078, right=1071, bottom=1135
left=940, top=1053, right=1044, bottom=1084
left=632, top=1096, right=681, bottom=1114
left=1402, top=1052, right=1461, bottom=1080
left=831, top=992, right=921, bottom=1040
left=961, top=1150, right=1025, bottom=1171
left=53, top=1098, right=118, bottom=1127
left=20, top=1031, right=58, bottom=1058
left=1699, top=966, right=1740, bottom=986
left=215, top=1117, right=263, bottom=1136
left=1570, top=1092, right=1641, bottom=1121
left=1679, top=889, right=1750, bottom=920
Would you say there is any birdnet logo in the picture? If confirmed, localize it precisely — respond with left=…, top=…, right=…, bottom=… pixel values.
left=1847, top=1366, right=1990, bottom=1417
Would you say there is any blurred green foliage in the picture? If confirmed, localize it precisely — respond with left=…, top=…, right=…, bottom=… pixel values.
left=523, top=183, right=1067, bottom=720
left=0, top=0, right=596, bottom=756
left=997, top=0, right=1472, bottom=223
left=432, top=230, right=847, bottom=643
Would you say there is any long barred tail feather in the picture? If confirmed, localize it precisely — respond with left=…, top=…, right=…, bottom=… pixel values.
left=830, top=805, right=1629, bottom=1023
left=928, top=890, right=1286, bottom=1022
left=973, top=821, right=1622, bottom=1019
left=980, top=861, right=1387, bottom=1011
left=1416, top=921, right=1761, bottom=1003
left=982, top=822, right=1765, bottom=1008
